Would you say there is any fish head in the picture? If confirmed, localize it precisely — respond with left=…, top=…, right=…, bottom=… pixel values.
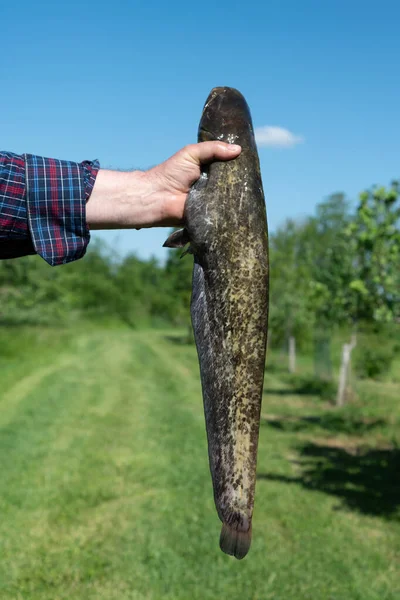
left=199, top=87, right=256, bottom=150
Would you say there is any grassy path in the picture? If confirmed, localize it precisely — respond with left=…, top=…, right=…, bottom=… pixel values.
left=0, top=329, right=399, bottom=599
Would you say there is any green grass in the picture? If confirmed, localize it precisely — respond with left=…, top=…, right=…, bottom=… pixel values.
left=0, top=327, right=399, bottom=599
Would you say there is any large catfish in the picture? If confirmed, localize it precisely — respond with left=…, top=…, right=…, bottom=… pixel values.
left=164, top=87, right=269, bottom=559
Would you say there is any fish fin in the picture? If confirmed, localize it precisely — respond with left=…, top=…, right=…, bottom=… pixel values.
left=180, top=246, right=193, bottom=258
left=162, top=228, right=191, bottom=248
left=220, top=521, right=252, bottom=560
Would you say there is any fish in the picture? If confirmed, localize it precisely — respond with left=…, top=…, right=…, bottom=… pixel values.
left=164, top=87, right=269, bottom=559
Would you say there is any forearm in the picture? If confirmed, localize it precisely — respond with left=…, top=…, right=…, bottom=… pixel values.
left=86, top=169, right=172, bottom=230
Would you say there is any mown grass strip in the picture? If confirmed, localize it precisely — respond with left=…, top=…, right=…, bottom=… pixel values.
left=0, top=328, right=398, bottom=599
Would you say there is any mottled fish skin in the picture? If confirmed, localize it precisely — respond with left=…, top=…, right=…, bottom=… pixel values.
left=164, top=87, right=269, bottom=559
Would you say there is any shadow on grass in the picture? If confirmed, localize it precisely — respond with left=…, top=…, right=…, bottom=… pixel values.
left=261, top=413, right=386, bottom=435
left=258, top=442, right=400, bottom=519
left=264, top=360, right=290, bottom=375
left=264, top=374, right=337, bottom=401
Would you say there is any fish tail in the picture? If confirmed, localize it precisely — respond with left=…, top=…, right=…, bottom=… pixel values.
left=220, top=520, right=252, bottom=560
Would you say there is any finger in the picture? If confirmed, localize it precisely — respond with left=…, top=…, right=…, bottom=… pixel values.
left=186, top=141, right=241, bottom=165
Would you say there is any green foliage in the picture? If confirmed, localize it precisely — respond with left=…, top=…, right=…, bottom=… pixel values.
left=302, top=193, right=354, bottom=327
left=269, top=218, right=314, bottom=350
left=346, top=181, right=400, bottom=322
left=269, top=193, right=356, bottom=354
left=0, top=238, right=193, bottom=329
left=0, top=254, right=69, bottom=324
left=164, top=240, right=193, bottom=326
left=354, top=341, right=396, bottom=379
left=284, top=372, right=337, bottom=402
left=269, top=183, right=399, bottom=381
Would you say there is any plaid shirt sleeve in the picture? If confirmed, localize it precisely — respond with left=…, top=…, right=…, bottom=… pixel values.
left=0, top=151, right=100, bottom=266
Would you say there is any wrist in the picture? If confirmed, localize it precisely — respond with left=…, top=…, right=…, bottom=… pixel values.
left=86, top=169, right=153, bottom=230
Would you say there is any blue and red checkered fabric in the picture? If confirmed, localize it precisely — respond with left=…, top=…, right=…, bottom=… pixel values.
left=0, top=151, right=99, bottom=265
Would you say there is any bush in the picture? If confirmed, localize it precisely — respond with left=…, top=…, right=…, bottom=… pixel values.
left=354, top=343, right=395, bottom=379
left=283, top=373, right=337, bottom=402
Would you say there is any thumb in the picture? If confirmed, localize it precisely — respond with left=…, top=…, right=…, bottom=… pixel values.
left=185, top=141, right=241, bottom=166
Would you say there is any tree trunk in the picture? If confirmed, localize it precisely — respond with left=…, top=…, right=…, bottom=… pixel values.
left=289, top=336, right=296, bottom=374
left=336, top=334, right=357, bottom=406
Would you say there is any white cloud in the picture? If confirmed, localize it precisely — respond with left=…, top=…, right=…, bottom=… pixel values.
left=254, top=126, right=304, bottom=148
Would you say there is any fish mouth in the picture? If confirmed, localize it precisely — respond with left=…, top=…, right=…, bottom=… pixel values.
left=198, top=125, right=216, bottom=142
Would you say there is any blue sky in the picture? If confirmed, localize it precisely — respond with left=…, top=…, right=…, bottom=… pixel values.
left=3, top=0, right=400, bottom=261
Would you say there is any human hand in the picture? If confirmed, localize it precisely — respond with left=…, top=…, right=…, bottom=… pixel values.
left=144, top=142, right=241, bottom=227
left=86, top=142, right=241, bottom=230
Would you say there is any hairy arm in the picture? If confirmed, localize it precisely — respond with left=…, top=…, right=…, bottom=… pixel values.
left=86, top=142, right=241, bottom=230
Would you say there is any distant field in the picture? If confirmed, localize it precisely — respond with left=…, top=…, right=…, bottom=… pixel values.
left=0, top=327, right=399, bottom=600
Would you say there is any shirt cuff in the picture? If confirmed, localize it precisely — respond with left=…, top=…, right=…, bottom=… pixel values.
left=24, top=154, right=100, bottom=266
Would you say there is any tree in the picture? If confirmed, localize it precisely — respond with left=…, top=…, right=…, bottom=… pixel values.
left=269, top=219, right=314, bottom=370
left=334, top=181, right=400, bottom=402
left=300, top=194, right=354, bottom=379
left=347, top=181, right=400, bottom=323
